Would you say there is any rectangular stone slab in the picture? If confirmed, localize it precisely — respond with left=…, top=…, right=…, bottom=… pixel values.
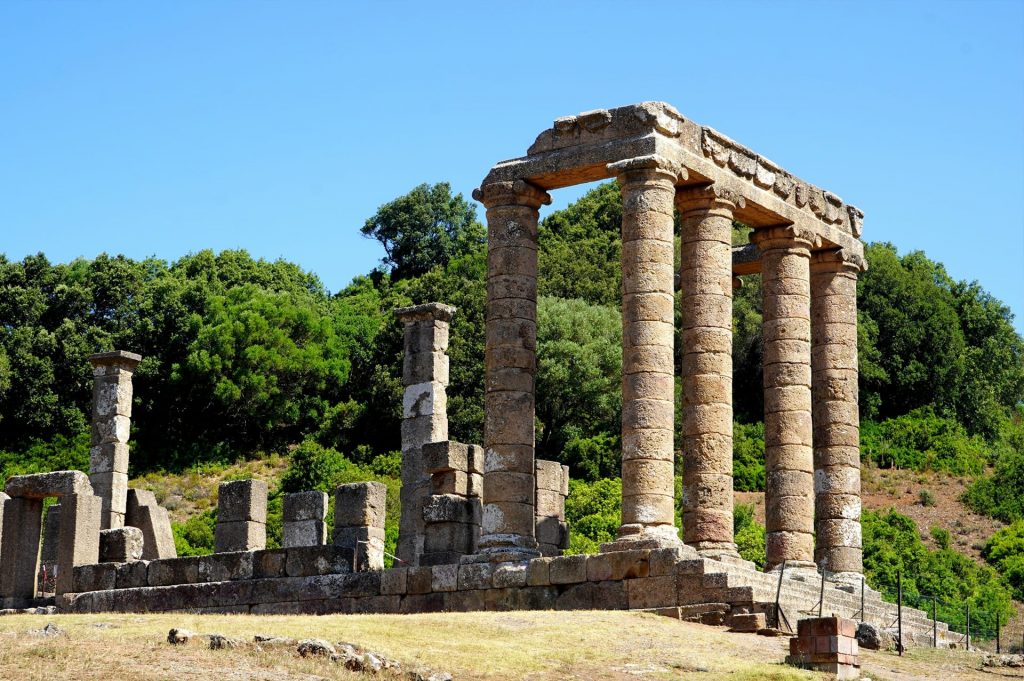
left=56, top=494, right=102, bottom=595
left=5, top=470, right=92, bottom=499
left=0, top=496, right=42, bottom=602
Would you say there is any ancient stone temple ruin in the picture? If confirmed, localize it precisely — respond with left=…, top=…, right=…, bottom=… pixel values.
left=0, top=102, right=952, bottom=646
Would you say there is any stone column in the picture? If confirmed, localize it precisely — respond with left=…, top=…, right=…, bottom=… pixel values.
left=751, top=226, right=820, bottom=571
left=395, top=302, right=455, bottom=567
left=472, top=179, right=551, bottom=561
left=676, top=185, right=745, bottom=559
left=0, top=492, right=7, bottom=570
left=0, top=496, right=42, bottom=603
left=282, top=491, right=328, bottom=548
left=811, top=249, right=865, bottom=578
left=334, top=482, right=386, bottom=571
left=607, top=155, right=684, bottom=550
left=89, top=350, right=142, bottom=530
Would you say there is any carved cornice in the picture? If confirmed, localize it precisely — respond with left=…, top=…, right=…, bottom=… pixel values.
left=701, top=127, right=863, bottom=237
left=472, top=180, right=552, bottom=210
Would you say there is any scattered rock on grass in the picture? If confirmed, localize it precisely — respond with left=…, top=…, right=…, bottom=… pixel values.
left=207, top=633, right=241, bottom=649
left=297, top=638, right=336, bottom=657
left=167, top=628, right=195, bottom=645
left=27, top=623, right=64, bottom=637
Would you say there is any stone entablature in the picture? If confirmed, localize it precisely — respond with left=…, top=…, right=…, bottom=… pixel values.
left=484, top=102, right=864, bottom=258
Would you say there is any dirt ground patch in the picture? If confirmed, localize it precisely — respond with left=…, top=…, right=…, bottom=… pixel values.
left=0, top=610, right=1017, bottom=681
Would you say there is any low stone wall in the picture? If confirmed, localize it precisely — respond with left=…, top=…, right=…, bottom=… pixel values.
left=58, top=546, right=957, bottom=649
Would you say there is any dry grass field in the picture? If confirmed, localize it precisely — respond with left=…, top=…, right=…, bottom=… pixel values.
left=0, top=610, right=1016, bottom=681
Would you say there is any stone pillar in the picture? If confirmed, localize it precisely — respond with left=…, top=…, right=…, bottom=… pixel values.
left=535, top=460, right=570, bottom=556
left=676, top=185, right=743, bottom=559
left=334, top=482, right=386, bottom=571
left=282, top=491, right=328, bottom=548
left=751, top=225, right=820, bottom=571
left=89, top=350, right=142, bottom=530
left=214, top=480, right=267, bottom=553
left=607, top=155, right=684, bottom=549
left=472, top=180, right=551, bottom=561
left=0, top=492, right=7, bottom=571
left=0, top=496, right=42, bottom=603
left=55, top=494, right=102, bottom=595
left=99, top=526, right=144, bottom=563
left=811, top=249, right=865, bottom=578
left=395, top=302, right=455, bottom=567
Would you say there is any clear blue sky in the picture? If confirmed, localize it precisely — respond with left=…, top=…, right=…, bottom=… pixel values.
left=2, top=1, right=1022, bottom=330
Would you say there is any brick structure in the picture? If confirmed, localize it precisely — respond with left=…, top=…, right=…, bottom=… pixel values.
left=334, top=482, right=386, bottom=571
left=395, top=303, right=455, bottom=567
left=214, top=480, right=267, bottom=553
left=420, top=441, right=483, bottom=566
left=88, top=350, right=142, bottom=530
left=283, top=491, right=328, bottom=548
left=786, top=616, right=860, bottom=680
left=535, top=460, right=569, bottom=556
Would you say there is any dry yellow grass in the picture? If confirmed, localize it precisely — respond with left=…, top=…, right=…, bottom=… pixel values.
left=0, top=609, right=1015, bottom=681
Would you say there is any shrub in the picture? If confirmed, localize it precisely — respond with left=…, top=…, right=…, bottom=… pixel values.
left=982, top=521, right=1024, bottom=600
left=734, top=503, right=766, bottom=569
left=919, top=489, right=936, bottom=507
left=733, top=422, right=766, bottom=492
left=930, top=526, right=951, bottom=550
left=860, top=407, right=990, bottom=475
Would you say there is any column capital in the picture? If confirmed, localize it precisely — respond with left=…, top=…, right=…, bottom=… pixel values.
left=88, top=350, right=142, bottom=374
left=394, top=302, right=456, bottom=325
left=472, top=180, right=551, bottom=210
left=608, top=154, right=687, bottom=184
left=675, top=183, right=746, bottom=213
left=749, top=224, right=821, bottom=252
left=810, top=248, right=868, bottom=274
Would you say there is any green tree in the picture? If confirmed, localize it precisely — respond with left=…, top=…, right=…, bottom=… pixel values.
left=360, top=182, right=484, bottom=281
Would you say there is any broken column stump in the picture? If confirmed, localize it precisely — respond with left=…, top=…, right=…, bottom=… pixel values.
left=334, top=482, right=386, bottom=571
left=282, top=491, right=328, bottom=548
left=214, top=480, right=268, bottom=553
left=535, top=460, right=570, bottom=556
left=420, top=441, right=482, bottom=566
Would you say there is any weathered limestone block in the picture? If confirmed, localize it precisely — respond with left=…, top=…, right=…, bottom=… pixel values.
left=474, top=180, right=551, bottom=561
left=215, top=520, right=266, bottom=553
left=5, top=471, right=92, bottom=499
left=148, top=556, right=201, bottom=586
left=607, top=155, right=683, bottom=551
left=285, top=546, right=352, bottom=577
left=125, top=489, right=177, bottom=559
left=786, top=616, right=860, bottom=679
left=751, top=225, right=818, bottom=571
left=215, top=480, right=267, bottom=553
left=0, top=492, right=7, bottom=568
left=395, top=302, right=455, bottom=568
left=218, top=479, right=268, bottom=523
left=99, top=526, right=144, bottom=563
left=534, top=460, right=570, bottom=556
left=333, top=482, right=386, bottom=571
left=282, top=491, right=328, bottom=548
left=0, top=496, right=42, bottom=603
left=56, top=493, right=103, bottom=595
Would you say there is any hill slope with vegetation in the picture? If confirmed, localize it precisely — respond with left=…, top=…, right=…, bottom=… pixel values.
left=1, top=180, right=1022, bottom=634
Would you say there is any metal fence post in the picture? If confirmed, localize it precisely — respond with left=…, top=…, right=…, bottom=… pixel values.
left=897, top=571, right=903, bottom=656
left=932, top=596, right=937, bottom=648
left=860, top=576, right=865, bottom=623
left=966, top=603, right=971, bottom=651
left=819, top=570, right=826, bottom=618
left=997, top=612, right=1001, bottom=654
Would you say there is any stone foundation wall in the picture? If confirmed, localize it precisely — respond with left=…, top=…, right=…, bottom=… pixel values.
left=58, top=547, right=954, bottom=648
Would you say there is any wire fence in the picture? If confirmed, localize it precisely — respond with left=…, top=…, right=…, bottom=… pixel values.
left=766, top=563, right=1018, bottom=655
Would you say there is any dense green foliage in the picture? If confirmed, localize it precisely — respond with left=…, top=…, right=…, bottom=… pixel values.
left=963, top=411, right=1024, bottom=522
left=983, top=521, right=1024, bottom=601
left=863, top=509, right=1013, bottom=634
left=860, top=406, right=990, bottom=475
left=734, top=503, right=766, bottom=569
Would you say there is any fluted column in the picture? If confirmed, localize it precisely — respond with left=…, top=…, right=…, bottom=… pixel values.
left=751, top=225, right=820, bottom=571
left=473, top=179, right=551, bottom=561
left=811, top=249, right=865, bottom=579
left=606, top=155, right=685, bottom=550
left=676, top=185, right=743, bottom=559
